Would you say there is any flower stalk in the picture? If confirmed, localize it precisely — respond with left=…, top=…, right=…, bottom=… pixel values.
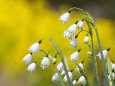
left=49, top=38, right=73, bottom=86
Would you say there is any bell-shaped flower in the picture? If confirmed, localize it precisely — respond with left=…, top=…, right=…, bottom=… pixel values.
left=84, top=36, right=89, bottom=44
left=59, top=12, right=70, bottom=24
left=78, top=76, right=86, bottom=84
left=22, top=54, right=32, bottom=64
left=68, top=24, right=77, bottom=35
left=51, top=73, right=59, bottom=82
left=57, top=62, right=64, bottom=72
left=70, top=38, right=78, bottom=48
left=75, top=63, right=84, bottom=72
left=27, top=62, right=36, bottom=73
left=61, top=70, right=65, bottom=76
left=77, top=21, right=84, bottom=29
left=69, top=51, right=79, bottom=61
left=41, top=57, right=50, bottom=69
left=64, top=29, right=73, bottom=39
left=72, top=80, right=77, bottom=85
left=63, top=72, right=73, bottom=82
left=29, top=43, right=40, bottom=54
left=97, top=50, right=108, bottom=60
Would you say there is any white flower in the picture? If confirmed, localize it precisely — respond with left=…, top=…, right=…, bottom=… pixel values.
left=72, top=80, right=77, bottom=85
left=64, top=29, right=73, bottom=39
left=29, top=43, right=40, bottom=54
left=63, top=72, right=73, bottom=82
left=69, top=51, right=79, bottom=61
left=84, top=36, right=89, bottom=44
left=87, top=51, right=92, bottom=56
left=57, top=62, right=64, bottom=72
left=59, top=12, right=70, bottom=24
left=61, top=70, right=65, bottom=76
left=108, top=73, right=114, bottom=80
left=41, top=57, right=50, bottom=69
left=51, top=73, right=59, bottom=82
left=77, top=21, right=84, bottom=29
left=27, top=62, right=36, bottom=73
left=22, top=54, right=32, bottom=64
left=78, top=76, right=86, bottom=84
left=68, top=24, right=77, bottom=35
left=97, top=50, right=108, bottom=60
left=75, top=63, right=84, bottom=72
left=70, top=38, right=78, bottom=48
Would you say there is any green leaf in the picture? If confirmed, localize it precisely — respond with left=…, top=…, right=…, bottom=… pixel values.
left=107, top=56, right=112, bottom=74
left=94, top=77, right=100, bottom=86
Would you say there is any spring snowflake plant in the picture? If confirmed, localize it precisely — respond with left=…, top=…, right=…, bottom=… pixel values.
left=22, top=7, right=115, bottom=86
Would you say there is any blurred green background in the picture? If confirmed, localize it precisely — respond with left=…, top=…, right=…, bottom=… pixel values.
left=0, top=0, right=115, bottom=86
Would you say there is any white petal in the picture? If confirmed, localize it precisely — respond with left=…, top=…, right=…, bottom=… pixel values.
left=41, top=57, right=50, bottom=69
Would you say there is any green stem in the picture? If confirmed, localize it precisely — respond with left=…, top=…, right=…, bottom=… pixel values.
left=40, top=49, right=64, bottom=86
left=49, top=38, right=73, bottom=86
left=93, top=24, right=109, bottom=86
left=75, top=62, right=89, bottom=86
left=86, top=21, right=100, bottom=86
left=54, top=64, right=65, bottom=86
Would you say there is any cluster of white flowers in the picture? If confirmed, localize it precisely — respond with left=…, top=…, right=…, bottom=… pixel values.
left=59, top=12, right=87, bottom=49
left=22, top=41, right=51, bottom=73
left=22, top=9, right=113, bottom=86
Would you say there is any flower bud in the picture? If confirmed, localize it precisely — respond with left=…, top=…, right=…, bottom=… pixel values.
left=52, top=58, right=57, bottom=64
left=87, top=51, right=92, bottom=56
left=72, top=80, right=77, bottom=85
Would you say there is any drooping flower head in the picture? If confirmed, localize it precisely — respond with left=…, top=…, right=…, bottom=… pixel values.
left=78, top=76, right=86, bottom=84
left=41, top=57, right=50, bottom=69
left=75, top=63, right=84, bottom=72
left=77, top=21, right=84, bottom=29
left=59, top=12, right=70, bottom=24
left=22, top=53, right=32, bottom=64
left=97, top=48, right=111, bottom=60
left=63, top=72, right=73, bottom=82
left=72, top=80, right=77, bottom=85
left=29, top=42, right=40, bottom=54
left=69, top=49, right=81, bottom=61
left=57, top=62, right=64, bottom=72
left=87, top=51, right=92, bottom=56
left=27, top=62, right=36, bottom=73
left=64, top=29, right=73, bottom=39
left=70, top=38, right=78, bottom=48
left=84, top=35, right=89, bottom=44
left=51, top=73, right=59, bottom=82
left=61, top=70, right=66, bottom=76
left=68, top=24, right=77, bottom=35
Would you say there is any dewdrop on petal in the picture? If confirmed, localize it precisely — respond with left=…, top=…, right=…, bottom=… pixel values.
left=27, top=62, right=36, bottom=73
left=70, top=38, right=78, bottom=48
left=22, top=53, right=32, bottom=64
left=41, top=57, right=50, bottom=69
left=77, top=21, right=84, bottom=29
left=51, top=73, right=59, bottom=82
left=84, top=36, right=89, bottom=44
left=64, top=29, right=73, bottom=39
left=57, top=62, right=64, bottom=72
left=29, top=42, right=40, bottom=54
left=59, top=12, right=70, bottom=24
left=78, top=76, right=86, bottom=84
left=63, top=72, right=73, bottom=82
left=72, top=80, right=77, bottom=85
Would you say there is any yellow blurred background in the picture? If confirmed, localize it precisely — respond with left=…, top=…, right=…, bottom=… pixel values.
left=0, top=0, right=115, bottom=86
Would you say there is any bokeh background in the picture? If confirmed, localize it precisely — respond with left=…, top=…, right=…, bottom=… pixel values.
left=0, top=0, right=115, bottom=86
